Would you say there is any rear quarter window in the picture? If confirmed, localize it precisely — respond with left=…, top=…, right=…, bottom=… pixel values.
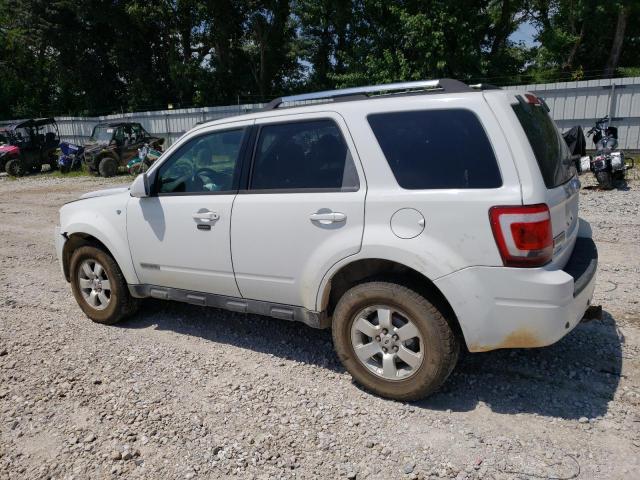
left=367, top=109, right=502, bottom=189
left=512, top=100, right=574, bottom=188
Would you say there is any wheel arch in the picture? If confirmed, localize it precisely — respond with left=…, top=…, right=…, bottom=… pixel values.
left=61, top=229, right=138, bottom=285
left=62, top=233, right=112, bottom=281
left=319, top=258, right=463, bottom=340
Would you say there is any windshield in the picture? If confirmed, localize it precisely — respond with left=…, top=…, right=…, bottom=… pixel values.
left=90, top=125, right=114, bottom=143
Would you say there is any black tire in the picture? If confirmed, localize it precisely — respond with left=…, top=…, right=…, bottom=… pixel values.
left=98, top=156, right=118, bottom=177
left=613, top=169, right=625, bottom=181
left=48, top=154, right=58, bottom=171
left=69, top=246, right=138, bottom=325
left=5, top=158, right=24, bottom=177
left=332, top=281, right=459, bottom=401
left=595, top=171, right=613, bottom=189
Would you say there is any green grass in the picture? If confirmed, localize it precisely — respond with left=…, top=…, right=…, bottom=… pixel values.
left=50, top=168, right=91, bottom=178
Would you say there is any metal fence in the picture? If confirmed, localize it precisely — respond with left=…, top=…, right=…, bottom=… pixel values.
left=505, top=76, right=640, bottom=150
left=2, top=76, right=640, bottom=150
left=0, top=104, right=264, bottom=147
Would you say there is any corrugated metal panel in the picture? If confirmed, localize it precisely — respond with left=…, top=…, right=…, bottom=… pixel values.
left=505, top=76, right=640, bottom=149
left=3, top=77, right=640, bottom=149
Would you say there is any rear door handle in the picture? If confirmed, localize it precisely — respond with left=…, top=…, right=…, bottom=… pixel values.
left=192, top=211, right=219, bottom=222
left=309, top=211, right=346, bottom=223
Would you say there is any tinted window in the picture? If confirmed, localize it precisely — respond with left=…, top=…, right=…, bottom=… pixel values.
left=512, top=101, right=574, bottom=188
left=156, top=129, right=245, bottom=194
left=368, top=109, right=502, bottom=189
left=250, top=120, right=359, bottom=191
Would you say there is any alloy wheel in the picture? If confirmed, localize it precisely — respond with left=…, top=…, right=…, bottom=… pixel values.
left=350, top=305, right=424, bottom=381
left=77, top=259, right=112, bottom=310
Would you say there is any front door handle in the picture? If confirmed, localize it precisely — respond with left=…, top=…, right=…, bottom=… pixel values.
left=193, top=211, right=219, bottom=222
left=309, top=211, right=347, bottom=223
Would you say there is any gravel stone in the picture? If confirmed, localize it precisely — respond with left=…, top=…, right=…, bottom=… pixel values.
left=0, top=171, right=639, bottom=479
left=403, top=462, right=416, bottom=474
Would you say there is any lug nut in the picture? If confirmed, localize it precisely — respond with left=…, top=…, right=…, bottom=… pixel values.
left=382, top=347, right=388, bottom=353
left=375, top=335, right=381, bottom=342
left=392, top=345, right=399, bottom=352
left=382, top=329, right=388, bottom=335
left=392, top=334, right=399, bottom=341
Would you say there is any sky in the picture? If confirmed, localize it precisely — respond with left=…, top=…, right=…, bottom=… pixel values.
left=509, top=21, right=540, bottom=47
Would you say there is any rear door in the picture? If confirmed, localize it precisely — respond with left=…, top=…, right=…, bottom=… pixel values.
left=230, top=112, right=366, bottom=310
left=486, top=91, right=580, bottom=267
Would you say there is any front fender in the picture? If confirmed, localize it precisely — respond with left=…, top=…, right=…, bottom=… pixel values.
left=60, top=196, right=138, bottom=284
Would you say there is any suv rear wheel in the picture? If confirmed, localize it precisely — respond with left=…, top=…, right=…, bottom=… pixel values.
left=70, top=246, right=138, bottom=324
left=332, top=281, right=459, bottom=401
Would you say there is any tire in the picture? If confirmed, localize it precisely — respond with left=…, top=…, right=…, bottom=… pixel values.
left=98, top=156, right=118, bottom=177
left=48, top=154, right=57, bottom=171
left=5, top=158, right=24, bottom=177
left=332, top=281, right=459, bottom=401
left=595, top=171, right=613, bottom=189
left=69, top=246, right=138, bottom=325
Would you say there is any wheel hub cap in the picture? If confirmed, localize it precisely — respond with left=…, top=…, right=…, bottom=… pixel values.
left=78, top=260, right=111, bottom=311
left=350, top=305, right=424, bottom=381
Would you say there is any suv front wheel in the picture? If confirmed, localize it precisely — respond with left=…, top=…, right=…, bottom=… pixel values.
left=69, top=246, right=138, bottom=324
left=332, top=281, right=459, bottom=401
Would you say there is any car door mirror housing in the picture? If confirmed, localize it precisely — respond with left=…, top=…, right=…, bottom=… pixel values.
left=130, top=173, right=150, bottom=198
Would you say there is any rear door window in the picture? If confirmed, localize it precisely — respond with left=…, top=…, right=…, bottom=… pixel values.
left=512, top=100, right=574, bottom=188
left=250, top=119, right=359, bottom=191
left=367, top=109, right=502, bottom=189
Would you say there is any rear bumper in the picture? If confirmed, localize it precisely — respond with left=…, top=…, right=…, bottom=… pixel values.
left=435, top=234, right=598, bottom=352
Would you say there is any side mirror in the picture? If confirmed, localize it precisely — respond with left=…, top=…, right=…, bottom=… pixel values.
left=130, top=173, right=150, bottom=198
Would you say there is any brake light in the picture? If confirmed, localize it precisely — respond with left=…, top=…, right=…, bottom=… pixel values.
left=524, top=93, right=541, bottom=105
left=489, top=204, right=553, bottom=267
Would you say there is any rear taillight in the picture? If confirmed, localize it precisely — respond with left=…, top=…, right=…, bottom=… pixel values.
left=489, top=204, right=553, bottom=267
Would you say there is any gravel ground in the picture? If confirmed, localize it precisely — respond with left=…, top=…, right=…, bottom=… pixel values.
left=0, top=172, right=639, bottom=480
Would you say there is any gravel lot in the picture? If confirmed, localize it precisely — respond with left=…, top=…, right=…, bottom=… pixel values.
left=1, top=172, right=639, bottom=480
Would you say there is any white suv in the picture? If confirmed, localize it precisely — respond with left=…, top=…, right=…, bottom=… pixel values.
left=55, top=79, right=598, bottom=401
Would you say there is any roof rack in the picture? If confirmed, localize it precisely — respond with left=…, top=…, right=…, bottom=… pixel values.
left=469, top=83, right=501, bottom=90
left=262, top=78, right=475, bottom=110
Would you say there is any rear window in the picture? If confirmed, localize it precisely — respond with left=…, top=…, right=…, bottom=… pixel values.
left=512, top=100, right=574, bottom=188
left=367, top=109, right=502, bottom=189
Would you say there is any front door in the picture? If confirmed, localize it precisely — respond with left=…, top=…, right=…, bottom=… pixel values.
left=126, top=122, right=251, bottom=296
left=231, top=113, right=366, bottom=310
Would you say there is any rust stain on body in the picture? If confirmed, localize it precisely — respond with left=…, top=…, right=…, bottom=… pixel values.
left=469, top=328, right=543, bottom=352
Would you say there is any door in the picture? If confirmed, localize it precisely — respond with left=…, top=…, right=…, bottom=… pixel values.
left=231, top=114, right=366, bottom=309
left=126, top=123, right=251, bottom=296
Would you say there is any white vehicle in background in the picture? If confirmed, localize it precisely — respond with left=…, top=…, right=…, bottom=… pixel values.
left=55, top=79, right=599, bottom=401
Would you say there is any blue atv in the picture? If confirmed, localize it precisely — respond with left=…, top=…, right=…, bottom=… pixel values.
left=57, top=142, right=85, bottom=173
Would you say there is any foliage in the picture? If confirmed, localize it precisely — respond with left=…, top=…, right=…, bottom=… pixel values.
left=0, top=0, right=638, bottom=119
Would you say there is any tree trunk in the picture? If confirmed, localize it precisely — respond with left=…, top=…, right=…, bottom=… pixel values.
left=563, top=21, right=585, bottom=70
left=604, top=5, right=629, bottom=78
left=490, top=0, right=512, bottom=57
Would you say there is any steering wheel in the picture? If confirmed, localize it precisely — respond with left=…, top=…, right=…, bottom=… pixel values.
left=195, top=167, right=218, bottom=182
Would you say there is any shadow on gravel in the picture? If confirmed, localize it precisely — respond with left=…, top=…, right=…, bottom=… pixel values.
left=119, top=299, right=344, bottom=372
left=121, top=302, right=623, bottom=420
left=419, top=310, right=623, bottom=420
left=583, top=178, right=630, bottom=191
